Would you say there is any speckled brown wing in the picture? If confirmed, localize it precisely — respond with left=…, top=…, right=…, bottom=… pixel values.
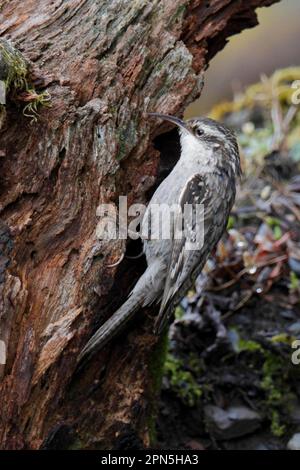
left=154, top=173, right=209, bottom=333
left=154, top=170, right=235, bottom=334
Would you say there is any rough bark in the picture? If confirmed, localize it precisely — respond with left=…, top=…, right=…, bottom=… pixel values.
left=0, top=0, right=279, bottom=450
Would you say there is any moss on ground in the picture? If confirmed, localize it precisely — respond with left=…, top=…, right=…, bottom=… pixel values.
left=164, top=353, right=202, bottom=408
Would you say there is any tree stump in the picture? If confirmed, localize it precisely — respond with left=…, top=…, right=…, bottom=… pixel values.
left=0, top=0, right=279, bottom=450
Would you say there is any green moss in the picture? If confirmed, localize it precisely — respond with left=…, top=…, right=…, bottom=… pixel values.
left=0, top=39, right=28, bottom=96
left=266, top=216, right=283, bottom=240
left=237, top=337, right=262, bottom=353
left=269, top=410, right=286, bottom=437
left=270, top=333, right=296, bottom=346
left=260, top=352, right=292, bottom=437
left=187, top=353, right=204, bottom=376
left=174, top=305, right=184, bottom=319
left=229, top=327, right=262, bottom=353
left=227, top=329, right=293, bottom=437
left=164, top=353, right=202, bottom=407
left=289, top=271, right=299, bottom=291
left=0, top=39, right=51, bottom=122
left=227, top=215, right=236, bottom=230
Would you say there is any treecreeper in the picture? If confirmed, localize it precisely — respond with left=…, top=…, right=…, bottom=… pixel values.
left=79, top=113, right=241, bottom=362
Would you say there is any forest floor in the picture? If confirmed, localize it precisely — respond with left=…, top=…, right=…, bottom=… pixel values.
left=156, top=68, right=300, bottom=450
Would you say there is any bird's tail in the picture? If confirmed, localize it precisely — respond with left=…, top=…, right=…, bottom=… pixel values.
left=78, top=292, right=143, bottom=363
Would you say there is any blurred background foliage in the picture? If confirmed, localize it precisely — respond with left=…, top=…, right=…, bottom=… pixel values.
left=157, top=0, right=300, bottom=450
left=186, top=0, right=300, bottom=116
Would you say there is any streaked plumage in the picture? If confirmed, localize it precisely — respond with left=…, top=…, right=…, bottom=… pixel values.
left=79, top=114, right=241, bottom=362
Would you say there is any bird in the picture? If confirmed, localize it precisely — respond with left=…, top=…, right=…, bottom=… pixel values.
left=79, top=113, right=241, bottom=362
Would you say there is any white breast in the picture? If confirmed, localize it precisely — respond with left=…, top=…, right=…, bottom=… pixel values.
left=180, top=132, right=212, bottom=170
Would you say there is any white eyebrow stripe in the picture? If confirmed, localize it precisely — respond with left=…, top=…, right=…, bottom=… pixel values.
left=200, top=123, right=225, bottom=140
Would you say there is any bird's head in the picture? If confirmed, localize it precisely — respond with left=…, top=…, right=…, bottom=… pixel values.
left=148, top=112, right=241, bottom=177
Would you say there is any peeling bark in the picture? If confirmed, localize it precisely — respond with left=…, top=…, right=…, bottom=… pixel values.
left=0, top=0, right=279, bottom=450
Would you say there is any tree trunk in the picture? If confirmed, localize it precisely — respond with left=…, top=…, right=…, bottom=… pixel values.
left=0, top=0, right=279, bottom=450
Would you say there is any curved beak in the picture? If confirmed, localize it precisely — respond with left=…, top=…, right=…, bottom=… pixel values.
left=148, top=112, right=191, bottom=134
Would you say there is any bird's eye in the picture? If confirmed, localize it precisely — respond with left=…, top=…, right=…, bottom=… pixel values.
left=195, top=128, right=204, bottom=137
